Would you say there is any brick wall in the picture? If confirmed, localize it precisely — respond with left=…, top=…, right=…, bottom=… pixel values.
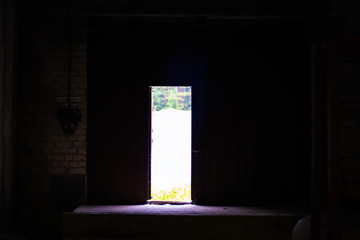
left=16, top=4, right=86, bottom=239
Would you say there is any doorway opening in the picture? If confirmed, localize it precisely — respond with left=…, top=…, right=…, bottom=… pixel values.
left=149, top=86, right=192, bottom=203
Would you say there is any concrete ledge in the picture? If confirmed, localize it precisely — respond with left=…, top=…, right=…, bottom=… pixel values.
left=72, top=204, right=307, bottom=216
left=64, top=205, right=307, bottom=240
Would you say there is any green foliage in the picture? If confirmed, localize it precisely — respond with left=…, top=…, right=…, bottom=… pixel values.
left=152, top=86, right=191, bottom=111
left=151, top=185, right=191, bottom=202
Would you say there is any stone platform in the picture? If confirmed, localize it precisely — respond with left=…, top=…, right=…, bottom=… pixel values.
left=63, top=204, right=307, bottom=240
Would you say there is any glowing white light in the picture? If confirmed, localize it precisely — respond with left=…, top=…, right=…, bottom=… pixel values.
left=151, top=87, right=191, bottom=201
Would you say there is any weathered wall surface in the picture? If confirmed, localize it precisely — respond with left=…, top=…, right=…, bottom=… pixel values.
left=0, top=0, right=17, bottom=232
left=16, top=3, right=87, bottom=238
left=10, top=0, right=360, bottom=239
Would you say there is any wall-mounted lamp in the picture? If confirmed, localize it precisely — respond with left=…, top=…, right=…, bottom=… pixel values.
left=58, top=108, right=81, bottom=134
left=57, top=8, right=81, bottom=135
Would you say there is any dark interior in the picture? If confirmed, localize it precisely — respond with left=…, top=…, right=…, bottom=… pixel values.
left=1, top=0, right=359, bottom=239
left=87, top=18, right=312, bottom=206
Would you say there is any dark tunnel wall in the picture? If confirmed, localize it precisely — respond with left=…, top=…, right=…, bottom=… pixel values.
left=87, top=18, right=312, bottom=205
left=8, top=0, right=360, bottom=239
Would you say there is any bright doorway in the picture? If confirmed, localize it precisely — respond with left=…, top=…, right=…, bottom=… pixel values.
left=150, top=86, right=192, bottom=202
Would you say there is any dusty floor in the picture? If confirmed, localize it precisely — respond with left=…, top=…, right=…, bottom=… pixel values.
left=73, top=204, right=307, bottom=216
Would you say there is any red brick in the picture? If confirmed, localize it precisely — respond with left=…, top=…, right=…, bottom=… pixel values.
left=73, top=141, right=85, bottom=148
left=69, top=148, right=77, bottom=154
left=69, top=168, right=85, bottom=174
left=69, top=161, right=77, bottom=167
left=78, top=161, right=86, bottom=168
left=78, top=148, right=86, bottom=155
left=73, top=155, right=86, bottom=161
